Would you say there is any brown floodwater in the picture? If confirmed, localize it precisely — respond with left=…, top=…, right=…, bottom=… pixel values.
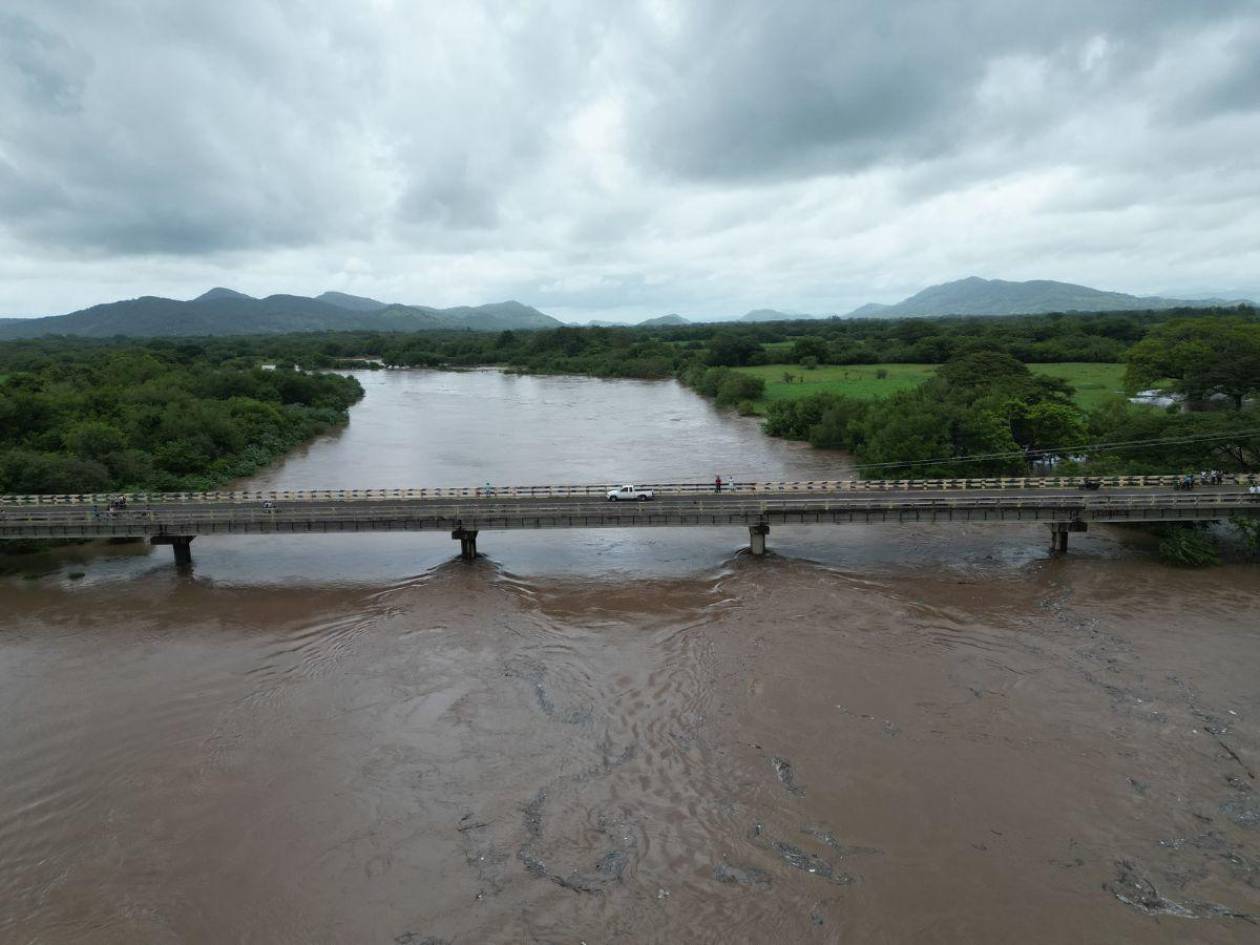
left=2, top=370, right=1258, bottom=943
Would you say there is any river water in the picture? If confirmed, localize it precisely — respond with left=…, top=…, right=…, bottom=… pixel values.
left=2, top=369, right=1258, bottom=943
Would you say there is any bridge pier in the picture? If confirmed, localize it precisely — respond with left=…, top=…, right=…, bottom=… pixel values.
left=1049, top=522, right=1087, bottom=554
left=452, top=528, right=479, bottom=561
left=151, top=535, right=194, bottom=567
left=749, top=523, right=770, bottom=556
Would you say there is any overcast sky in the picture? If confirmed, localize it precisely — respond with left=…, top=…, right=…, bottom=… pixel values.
left=2, top=0, right=1259, bottom=322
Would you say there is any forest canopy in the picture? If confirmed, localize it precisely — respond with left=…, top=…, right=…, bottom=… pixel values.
left=0, top=344, right=362, bottom=494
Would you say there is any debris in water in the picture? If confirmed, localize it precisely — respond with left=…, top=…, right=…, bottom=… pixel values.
left=1219, top=799, right=1260, bottom=829
left=594, top=849, right=630, bottom=881
left=1104, top=860, right=1257, bottom=922
left=456, top=811, right=490, bottom=832
left=771, top=756, right=806, bottom=796
left=801, top=825, right=881, bottom=857
left=1215, top=738, right=1256, bottom=780
left=521, top=790, right=546, bottom=839
left=768, top=840, right=854, bottom=885
left=713, top=862, right=771, bottom=887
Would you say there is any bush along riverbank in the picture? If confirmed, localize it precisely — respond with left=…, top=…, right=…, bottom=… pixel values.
left=752, top=350, right=1260, bottom=565
left=0, top=342, right=363, bottom=496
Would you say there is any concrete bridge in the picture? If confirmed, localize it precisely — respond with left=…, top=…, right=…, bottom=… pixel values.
left=3, top=475, right=1258, bottom=566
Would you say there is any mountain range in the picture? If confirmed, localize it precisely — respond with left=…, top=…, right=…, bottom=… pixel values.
left=1, top=276, right=1253, bottom=339
left=845, top=277, right=1254, bottom=318
left=0, top=289, right=562, bottom=339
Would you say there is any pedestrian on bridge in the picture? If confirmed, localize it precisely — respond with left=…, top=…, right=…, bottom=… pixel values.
left=714, top=475, right=723, bottom=493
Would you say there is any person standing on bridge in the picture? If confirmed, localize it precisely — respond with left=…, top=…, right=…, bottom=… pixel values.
left=714, top=475, right=723, bottom=493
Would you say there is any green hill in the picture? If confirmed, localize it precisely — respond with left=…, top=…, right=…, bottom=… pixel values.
left=0, top=292, right=562, bottom=339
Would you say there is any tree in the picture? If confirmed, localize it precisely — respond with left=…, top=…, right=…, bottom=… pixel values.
left=791, top=336, right=829, bottom=364
left=708, top=335, right=762, bottom=367
left=1127, top=319, right=1260, bottom=409
left=715, top=374, right=766, bottom=406
left=63, top=421, right=126, bottom=463
left=808, top=398, right=870, bottom=450
left=936, top=351, right=1031, bottom=393
left=1016, top=401, right=1087, bottom=452
left=859, top=398, right=954, bottom=475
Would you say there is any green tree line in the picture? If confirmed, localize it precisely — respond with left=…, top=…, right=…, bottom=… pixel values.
left=0, top=343, right=362, bottom=495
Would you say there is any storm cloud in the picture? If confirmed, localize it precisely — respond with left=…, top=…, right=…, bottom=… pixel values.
left=1, top=0, right=1258, bottom=320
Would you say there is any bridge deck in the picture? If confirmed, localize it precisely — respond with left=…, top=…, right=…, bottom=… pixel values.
left=3, top=488, right=1257, bottom=540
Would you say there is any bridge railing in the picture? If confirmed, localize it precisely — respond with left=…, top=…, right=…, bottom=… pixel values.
left=2, top=474, right=1258, bottom=506
left=3, top=492, right=1259, bottom=531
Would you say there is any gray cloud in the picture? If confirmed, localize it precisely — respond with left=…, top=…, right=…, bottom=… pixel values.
left=622, top=0, right=1258, bottom=181
left=0, top=0, right=1259, bottom=318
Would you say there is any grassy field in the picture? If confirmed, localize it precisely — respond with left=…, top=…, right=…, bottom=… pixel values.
left=1029, top=362, right=1128, bottom=409
left=735, top=361, right=1129, bottom=410
left=736, top=363, right=937, bottom=404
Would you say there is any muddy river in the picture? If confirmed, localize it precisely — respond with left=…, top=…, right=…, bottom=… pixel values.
left=2, top=369, right=1257, bottom=943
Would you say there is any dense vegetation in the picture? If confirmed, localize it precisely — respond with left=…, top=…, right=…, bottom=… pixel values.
left=377, top=305, right=1256, bottom=370
left=0, top=342, right=362, bottom=494
left=0, top=308, right=1254, bottom=488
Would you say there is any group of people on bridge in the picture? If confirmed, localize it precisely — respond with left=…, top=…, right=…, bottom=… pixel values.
left=1177, top=470, right=1226, bottom=490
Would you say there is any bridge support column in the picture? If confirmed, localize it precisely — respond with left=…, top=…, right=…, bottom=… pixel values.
left=452, top=528, right=479, bottom=561
left=151, top=535, right=194, bottom=567
left=748, top=524, right=769, bottom=556
left=1049, top=521, right=1088, bottom=554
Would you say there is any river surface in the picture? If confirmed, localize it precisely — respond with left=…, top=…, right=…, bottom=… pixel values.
left=2, top=369, right=1258, bottom=943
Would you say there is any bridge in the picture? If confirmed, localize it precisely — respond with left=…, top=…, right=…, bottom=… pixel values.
left=3, top=474, right=1258, bottom=566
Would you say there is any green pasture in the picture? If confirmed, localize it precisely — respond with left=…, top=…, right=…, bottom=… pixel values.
left=735, top=361, right=1129, bottom=410
left=735, top=363, right=937, bottom=404
left=1028, top=362, right=1128, bottom=409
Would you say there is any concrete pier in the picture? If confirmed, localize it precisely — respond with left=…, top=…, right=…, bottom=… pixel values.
left=151, top=535, right=194, bottom=566
left=749, top=523, right=769, bottom=556
left=452, top=528, right=479, bottom=561
left=1048, top=521, right=1087, bottom=554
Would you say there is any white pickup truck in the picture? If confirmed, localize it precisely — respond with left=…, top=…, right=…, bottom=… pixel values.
left=607, top=484, right=655, bottom=501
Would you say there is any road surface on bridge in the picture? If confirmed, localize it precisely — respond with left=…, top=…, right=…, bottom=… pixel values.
left=4, top=485, right=1256, bottom=530
left=4, top=479, right=1257, bottom=565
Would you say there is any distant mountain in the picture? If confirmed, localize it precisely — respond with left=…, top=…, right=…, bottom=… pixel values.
left=0, top=292, right=563, bottom=339
left=741, top=308, right=819, bottom=322
left=640, top=313, right=690, bottom=326
left=846, top=302, right=893, bottom=318
left=316, top=291, right=388, bottom=312
left=844, top=276, right=1255, bottom=318
left=194, top=287, right=255, bottom=302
